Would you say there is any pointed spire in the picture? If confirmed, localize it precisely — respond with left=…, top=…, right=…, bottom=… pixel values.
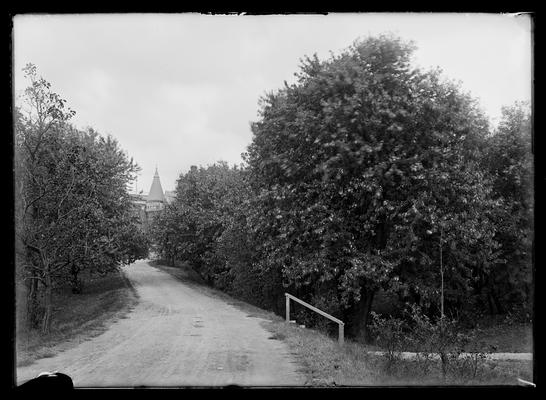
left=147, top=166, right=165, bottom=202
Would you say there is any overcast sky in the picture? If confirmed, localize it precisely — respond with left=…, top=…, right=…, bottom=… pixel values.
left=13, top=13, right=532, bottom=193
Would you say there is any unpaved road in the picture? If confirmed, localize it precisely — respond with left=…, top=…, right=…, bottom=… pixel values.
left=16, top=260, right=305, bottom=387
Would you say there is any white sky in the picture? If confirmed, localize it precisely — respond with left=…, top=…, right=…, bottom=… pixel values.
left=13, top=13, right=532, bottom=192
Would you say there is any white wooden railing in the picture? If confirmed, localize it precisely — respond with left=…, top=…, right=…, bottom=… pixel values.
left=285, top=293, right=345, bottom=345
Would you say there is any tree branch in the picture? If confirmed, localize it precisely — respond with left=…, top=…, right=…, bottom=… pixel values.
left=24, top=275, right=45, bottom=285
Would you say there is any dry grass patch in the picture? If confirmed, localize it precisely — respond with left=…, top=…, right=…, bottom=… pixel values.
left=16, top=269, right=138, bottom=367
left=263, top=320, right=382, bottom=386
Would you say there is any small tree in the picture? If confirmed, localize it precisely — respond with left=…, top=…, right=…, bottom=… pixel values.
left=369, top=311, right=408, bottom=372
left=406, top=304, right=470, bottom=382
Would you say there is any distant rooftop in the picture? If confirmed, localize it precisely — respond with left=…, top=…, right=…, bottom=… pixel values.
left=147, top=167, right=166, bottom=202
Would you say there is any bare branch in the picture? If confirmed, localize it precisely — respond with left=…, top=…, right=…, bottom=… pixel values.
left=24, top=276, right=45, bottom=284
left=57, top=168, right=77, bottom=219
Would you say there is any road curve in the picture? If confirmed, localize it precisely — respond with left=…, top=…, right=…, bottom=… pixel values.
left=16, top=260, right=305, bottom=387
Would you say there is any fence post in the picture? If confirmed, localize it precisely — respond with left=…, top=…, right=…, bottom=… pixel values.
left=285, top=292, right=345, bottom=347
left=285, top=294, right=290, bottom=322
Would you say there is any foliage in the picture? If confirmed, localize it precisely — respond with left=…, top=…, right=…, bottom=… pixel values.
left=405, top=305, right=470, bottom=379
left=245, top=34, right=500, bottom=338
left=169, top=162, right=247, bottom=282
left=371, top=305, right=494, bottom=382
left=150, top=34, right=533, bottom=340
left=14, top=64, right=146, bottom=332
left=478, top=102, right=533, bottom=316
left=149, top=161, right=291, bottom=313
left=369, top=311, right=407, bottom=371
left=149, top=203, right=190, bottom=267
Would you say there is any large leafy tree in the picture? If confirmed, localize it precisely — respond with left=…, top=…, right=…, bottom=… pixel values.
left=15, top=64, right=145, bottom=332
left=149, top=202, right=194, bottom=267
left=150, top=161, right=285, bottom=311
left=15, top=64, right=78, bottom=331
left=246, top=34, right=499, bottom=339
left=151, top=162, right=250, bottom=285
left=479, top=102, right=533, bottom=316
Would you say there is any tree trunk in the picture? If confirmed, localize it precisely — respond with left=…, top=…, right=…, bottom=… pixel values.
left=16, top=279, right=29, bottom=336
left=70, top=264, right=82, bottom=294
left=491, top=291, right=505, bottom=314
left=440, top=353, right=448, bottom=381
left=41, top=268, right=52, bottom=334
left=487, top=291, right=498, bottom=315
left=486, top=287, right=505, bottom=315
left=27, top=274, right=40, bottom=328
left=345, top=286, right=376, bottom=342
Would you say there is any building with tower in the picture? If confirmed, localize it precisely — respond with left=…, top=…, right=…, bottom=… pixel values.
left=130, top=167, right=171, bottom=229
left=146, top=167, right=166, bottom=213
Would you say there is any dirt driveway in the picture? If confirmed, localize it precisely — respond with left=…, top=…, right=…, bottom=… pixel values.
left=16, top=260, right=305, bottom=387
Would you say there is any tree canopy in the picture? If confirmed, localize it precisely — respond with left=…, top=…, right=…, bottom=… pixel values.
left=245, top=35, right=502, bottom=337
left=15, top=64, right=148, bottom=332
left=151, top=34, right=533, bottom=339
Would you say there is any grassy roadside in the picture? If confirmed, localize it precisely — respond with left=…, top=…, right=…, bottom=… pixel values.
left=153, top=260, right=534, bottom=386
left=464, top=317, right=533, bottom=353
left=16, top=269, right=139, bottom=368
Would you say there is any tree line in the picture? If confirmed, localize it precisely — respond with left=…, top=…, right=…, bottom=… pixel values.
left=14, top=64, right=149, bottom=334
left=150, top=34, right=533, bottom=341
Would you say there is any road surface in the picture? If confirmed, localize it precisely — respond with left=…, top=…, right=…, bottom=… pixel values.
left=16, top=260, right=305, bottom=387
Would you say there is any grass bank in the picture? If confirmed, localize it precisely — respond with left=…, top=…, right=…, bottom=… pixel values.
left=261, top=319, right=533, bottom=386
left=153, top=260, right=534, bottom=386
left=464, top=316, right=533, bottom=353
left=16, top=268, right=139, bottom=367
